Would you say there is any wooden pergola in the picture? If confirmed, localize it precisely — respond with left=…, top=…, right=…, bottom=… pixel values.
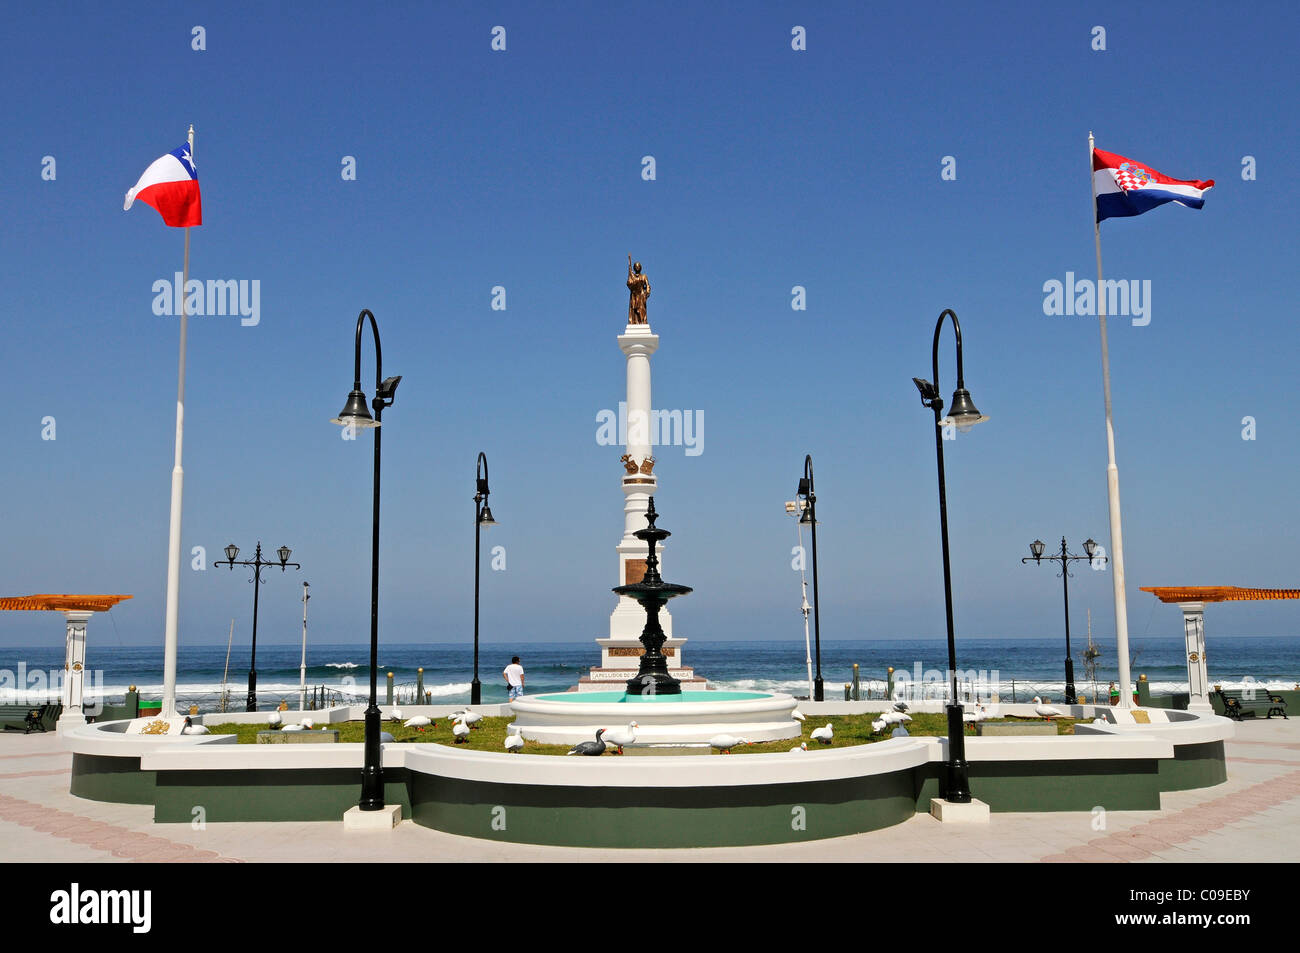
left=1, top=594, right=132, bottom=729
left=1140, top=586, right=1298, bottom=711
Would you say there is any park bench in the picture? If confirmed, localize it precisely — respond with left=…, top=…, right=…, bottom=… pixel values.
left=0, top=702, right=62, bottom=733
left=1216, top=688, right=1288, bottom=721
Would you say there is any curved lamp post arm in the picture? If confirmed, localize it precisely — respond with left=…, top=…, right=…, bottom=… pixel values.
left=352, top=309, right=382, bottom=393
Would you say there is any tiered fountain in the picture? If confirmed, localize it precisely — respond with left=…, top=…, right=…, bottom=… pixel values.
left=509, top=499, right=802, bottom=745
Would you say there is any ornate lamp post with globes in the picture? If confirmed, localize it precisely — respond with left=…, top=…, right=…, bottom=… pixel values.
left=215, top=542, right=300, bottom=712
left=912, top=308, right=988, bottom=806
left=1022, top=537, right=1107, bottom=704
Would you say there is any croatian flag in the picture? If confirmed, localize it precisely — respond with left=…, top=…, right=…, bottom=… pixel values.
left=1093, top=147, right=1212, bottom=223
left=124, top=144, right=202, bottom=227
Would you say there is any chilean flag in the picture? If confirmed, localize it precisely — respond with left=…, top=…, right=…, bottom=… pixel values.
left=124, top=144, right=202, bottom=227
left=1093, top=147, right=1212, bottom=223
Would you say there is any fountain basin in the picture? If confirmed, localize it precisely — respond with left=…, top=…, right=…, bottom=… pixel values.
left=510, top=690, right=803, bottom=745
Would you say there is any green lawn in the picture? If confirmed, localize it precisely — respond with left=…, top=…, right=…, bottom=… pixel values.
left=206, top=711, right=1081, bottom=755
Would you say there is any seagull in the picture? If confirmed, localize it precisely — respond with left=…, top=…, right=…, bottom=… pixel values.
left=267, top=711, right=282, bottom=727
left=871, top=718, right=887, bottom=734
left=791, top=709, right=806, bottom=722
left=454, top=710, right=484, bottom=729
left=1032, top=696, right=1063, bottom=721
left=452, top=721, right=471, bottom=744
left=403, top=716, right=434, bottom=732
left=567, top=729, right=608, bottom=756
left=708, top=734, right=751, bottom=754
left=181, top=716, right=209, bottom=735
left=603, top=721, right=638, bottom=754
left=810, top=723, right=834, bottom=745
left=789, top=742, right=809, bottom=753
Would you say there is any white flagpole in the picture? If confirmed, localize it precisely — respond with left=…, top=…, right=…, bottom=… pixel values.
left=1089, top=131, right=1133, bottom=708
left=160, top=124, right=194, bottom=719
left=299, top=582, right=310, bottom=711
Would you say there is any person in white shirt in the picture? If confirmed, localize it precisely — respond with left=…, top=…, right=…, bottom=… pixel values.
left=503, top=657, right=525, bottom=701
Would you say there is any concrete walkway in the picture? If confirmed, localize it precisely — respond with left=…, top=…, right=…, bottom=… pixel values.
left=1, top=717, right=1296, bottom=862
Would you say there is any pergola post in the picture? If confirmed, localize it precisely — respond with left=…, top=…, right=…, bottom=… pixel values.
left=1176, top=601, right=1212, bottom=711
left=60, top=609, right=93, bottom=731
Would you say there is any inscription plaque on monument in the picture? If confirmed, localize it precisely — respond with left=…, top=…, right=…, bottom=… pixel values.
left=624, top=558, right=647, bottom=586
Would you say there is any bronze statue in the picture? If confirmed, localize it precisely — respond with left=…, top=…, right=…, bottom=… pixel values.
left=627, top=255, right=650, bottom=325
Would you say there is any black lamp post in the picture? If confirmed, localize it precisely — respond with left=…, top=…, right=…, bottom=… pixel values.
left=1023, top=537, right=1107, bottom=705
left=471, top=451, right=497, bottom=706
left=215, top=541, right=300, bottom=711
left=795, top=455, right=824, bottom=702
left=331, top=308, right=401, bottom=812
left=913, top=308, right=988, bottom=804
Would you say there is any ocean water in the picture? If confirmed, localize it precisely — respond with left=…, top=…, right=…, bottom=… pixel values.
left=2, top=636, right=1297, bottom=708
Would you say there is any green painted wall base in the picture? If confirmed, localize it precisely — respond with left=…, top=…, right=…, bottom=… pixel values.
left=153, top=769, right=411, bottom=823
left=67, top=736, right=1232, bottom=846
left=409, top=770, right=917, bottom=847
left=71, top=754, right=155, bottom=805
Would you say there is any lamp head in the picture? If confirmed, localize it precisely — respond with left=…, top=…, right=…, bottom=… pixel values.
left=1030, top=539, right=1045, bottom=561
left=277, top=545, right=292, bottom=565
left=224, top=543, right=239, bottom=563
left=1083, top=538, right=1097, bottom=559
left=945, top=387, right=988, bottom=432
left=331, top=389, right=378, bottom=428
left=478, top=504, right=497, bottom=528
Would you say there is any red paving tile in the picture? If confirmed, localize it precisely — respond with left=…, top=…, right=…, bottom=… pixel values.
left=0, top=792, right=243, bottom=863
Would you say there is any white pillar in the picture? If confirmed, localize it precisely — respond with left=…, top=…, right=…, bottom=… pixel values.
left=610, top=323, right=673, bottom=639
left=1178, top=601, right=1212, bottom=711
left=59, top=610, right=93, bottom=731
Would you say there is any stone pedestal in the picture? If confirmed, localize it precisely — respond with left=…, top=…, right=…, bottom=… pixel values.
left=343, top=804, right=402, bottom=830
left=930, top=798, right=991, bottom=823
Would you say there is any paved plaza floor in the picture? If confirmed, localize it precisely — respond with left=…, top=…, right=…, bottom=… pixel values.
left=1, top=717, right=1296, bottom=863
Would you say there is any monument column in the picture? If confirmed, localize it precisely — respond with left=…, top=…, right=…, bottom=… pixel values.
left=582, top=259, right=702, bottom=689
left=60, top=610, right=92, bottom=731
left=1177, top=601, right=1212, bottom=712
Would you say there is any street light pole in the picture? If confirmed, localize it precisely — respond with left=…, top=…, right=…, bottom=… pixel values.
left=215, top=542, right=300, bottom=712
left=299, top=581, right=310, bottom=712
left=472, top=452, right=496, bottom=706
left=913, top=308, right=989, bottom=805
left=796, top=455, right=824, bottom=702
left=331, top=308, right=401, bottom=812
left=1023, top=537, right=1106, bottom=704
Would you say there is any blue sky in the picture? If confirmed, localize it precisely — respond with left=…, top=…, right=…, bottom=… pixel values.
left=2, top=1, right=1297, bottom=652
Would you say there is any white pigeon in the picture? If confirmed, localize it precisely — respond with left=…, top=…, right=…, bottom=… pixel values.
left=301, top=717, right=315, bottom=730
left=603, top=721, right=638, bottom=755
left=281, top=723, right=305, bottom=732
left=403, top=715, right=434, bottom=732
left=452, top=721, right=471, bottom=744
left=1032, top=696, right=1063, bottom=720
left=810, top=723, right=834, bottom=745
left=893, top=701, right=910, bottom=713
left=871, top=718, right=887, bottom=734
left=788, top=742, right=809, bottom=753
left=791, top=709, right=806, bottom=722
left=379, top=731, right=395, bottom=744
left=708, top=734, right=750, bottom=754
left=390, top=709, right=402, bottom=722
left=504, top=733, right=524, bottom=753
left=267, top=711, right=282, bottom=727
